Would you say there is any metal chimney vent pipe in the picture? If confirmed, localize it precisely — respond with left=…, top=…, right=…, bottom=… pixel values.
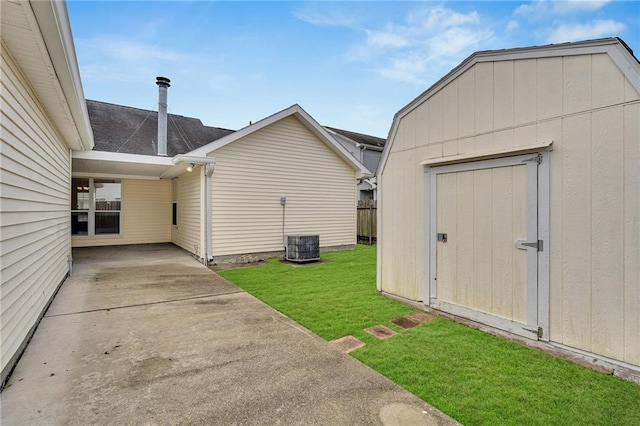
left=156, top=76, right=171, bottom=156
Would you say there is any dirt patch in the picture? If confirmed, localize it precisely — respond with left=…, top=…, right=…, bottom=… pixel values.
left=390, top=317, right=420, bottom=329
left=364, top=325, right=397, bottom=339
left=331, top=336, right=365, bottom=353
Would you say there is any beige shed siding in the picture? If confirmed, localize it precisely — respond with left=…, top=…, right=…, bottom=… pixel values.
left=210, top=115, right=356, bottom=257
left=171, top=171, right=202, bottom=256
left=0, top=49, right=71, bottom=376
left=381, top=52, right=640, bottom=365
left=72, top=179, right=171, bottom=247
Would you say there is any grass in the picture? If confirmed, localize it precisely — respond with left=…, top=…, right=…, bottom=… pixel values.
left=220, top=245, right=640, bottom=425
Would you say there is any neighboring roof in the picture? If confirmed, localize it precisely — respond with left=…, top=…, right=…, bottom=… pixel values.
left=86, top=100, right=234, bottom=157
left=187, top=104, right=370, bottom=177
left=325, top=127, right=386, bottom=150
left=378, top=37, right=640, bottom=177
left=1, top=0, right=93, bottom=150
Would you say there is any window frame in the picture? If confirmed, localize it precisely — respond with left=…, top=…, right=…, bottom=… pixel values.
left=71, top=177, right=123, bottom=237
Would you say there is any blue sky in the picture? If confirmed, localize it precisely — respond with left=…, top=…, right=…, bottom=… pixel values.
left=67, top=1, right=639, bottom=138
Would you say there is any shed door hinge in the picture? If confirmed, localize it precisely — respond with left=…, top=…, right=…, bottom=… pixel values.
left=523, top=326, right=543, bottom=338
left=522, top=153, right=542, bottom=164
left=515, top=239, right=543, bottom=251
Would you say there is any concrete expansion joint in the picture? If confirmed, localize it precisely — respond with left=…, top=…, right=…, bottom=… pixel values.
left=44, top=291, right=246, bottom=317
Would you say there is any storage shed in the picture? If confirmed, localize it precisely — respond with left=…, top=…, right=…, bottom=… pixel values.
left=377, top=38, right=640, bottom=374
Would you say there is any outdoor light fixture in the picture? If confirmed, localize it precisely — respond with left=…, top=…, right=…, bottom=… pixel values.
left=186, top=163, right=195, bottom=172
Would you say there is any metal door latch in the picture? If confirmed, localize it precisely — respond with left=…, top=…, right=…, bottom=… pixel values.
left=515, top=239, right=543, bottom=251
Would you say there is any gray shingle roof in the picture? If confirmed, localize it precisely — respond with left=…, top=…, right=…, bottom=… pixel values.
left=324, top=127, right=386, bottom=150
left=86, top=100, right=234, bottom=156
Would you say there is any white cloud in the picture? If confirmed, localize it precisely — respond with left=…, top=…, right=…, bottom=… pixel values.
left=293, top=6, right=360, bottom=27
left=507, top=20, right=519, bottom=31
left=547, top=19, right=626, bottom=43
left=515, top=0, right=613, bottom=19
left=366, top=29, right=409, bottom=48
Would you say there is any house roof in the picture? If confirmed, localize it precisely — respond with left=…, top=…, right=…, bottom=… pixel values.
left=325, top=127, right=386, bottom=150
left=378, top=37, right=640, bottom=176
left=1, top=0, right=93, bottom=151
left=86, top=100, right=234, bottom=157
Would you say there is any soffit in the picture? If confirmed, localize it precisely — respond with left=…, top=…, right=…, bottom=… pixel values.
left=1, top=0, right=89, bottom=150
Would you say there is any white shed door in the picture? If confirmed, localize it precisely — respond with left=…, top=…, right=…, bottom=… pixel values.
left=430, top=154, right=541, bottom=339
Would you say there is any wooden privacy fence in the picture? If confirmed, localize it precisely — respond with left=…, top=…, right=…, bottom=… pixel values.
left=357, top=200, right=377, bottom=245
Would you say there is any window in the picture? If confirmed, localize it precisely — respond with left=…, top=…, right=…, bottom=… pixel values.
left=171, top=178, right=177, bottom=227
left=72, top=178, right=121, bottom=236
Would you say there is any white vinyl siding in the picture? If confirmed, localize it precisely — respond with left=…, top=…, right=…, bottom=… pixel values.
left=72, top=179, right=171, bottom=247
left=210, top=115, right=356, bottom=257
left=380, top=52, right=640, bottom=366
left=0, top=48, right=71, bottom=377
left=171, top=170, right=202, bottom=256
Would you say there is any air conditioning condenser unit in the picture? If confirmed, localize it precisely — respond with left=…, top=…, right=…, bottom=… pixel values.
left=285, top=235, right=320, bottom=263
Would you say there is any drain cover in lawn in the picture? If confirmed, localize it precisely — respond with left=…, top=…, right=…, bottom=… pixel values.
left=331, top=336, right=365, bottom=353
left=390, top=316, right=420, bottom=329
left=406, top=311, right=436, bottom=324
left=364, top=325, right=397, bottom=339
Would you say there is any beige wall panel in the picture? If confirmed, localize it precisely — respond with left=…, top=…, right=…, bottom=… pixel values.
left=0, top=50, right=72, bottom=377
left=428, top=91, right=443, bottom=144
left=590, top=107, right=625, bottom=359
left=428, top=143, right=443, bottom=159
left=171, top=171, right=202, bottom=256
left=592, top=53, right=625, bottom=109
left=475, top=62, right=494, bottom=134
left=511, top=165, right=528, bottom=323
left=514, top=59, right=537, bottom=125
left=458, top=67, right=475, bottom=138
left=393, top=119, right=407, bottom=153
left=536, top=57, right=563, bottom=121
left=210, top=116, right=356, bottom=257
left=402, top=149, right=417, bottom=296
left=475, top=133, right=493, bottom=152
left=623, top=104, right=640, bottom=365
left=514, top=124, right=536, bottom=146
left=624, top=77, right=640, bottom=102
left=403, top=110, right=416, bottom=151
left=413, top=144, right=429, bottom=301
left=436, top=173, right=457, bottom=302
left=494, top=61, right=514, bottom=129
left=442, top=140, right=457, bottom=157
left=491, top=166, right=515, bottom=319
left=561, top=114, right=592, bottom=352
left=72, top=179, right=171, bottom=247
left=414, top=102, right=429, bottom=148
left=458, top=137, right=474, bottom=155
left=455, top=171, right=475, bottom=307
left=563, top=55, right=592, bottom=115
left=493, top=129, right=514, bottom=151
left=473, top=169, right=493, bottom=313
left=442, top=81, right=459, bottom=141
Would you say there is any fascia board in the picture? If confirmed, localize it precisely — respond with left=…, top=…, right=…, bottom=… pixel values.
left=73, top=150, right=174, bottom=166
left=378, top=37, right=640, bottom=178
left=30, top=0, right=94, bottom=151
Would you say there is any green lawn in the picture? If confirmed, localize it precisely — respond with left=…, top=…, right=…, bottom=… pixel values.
left=220, top=245, right=640, bottom=425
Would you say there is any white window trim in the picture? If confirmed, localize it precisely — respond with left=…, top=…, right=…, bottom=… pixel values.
left=72, top=177, right=123, bottom=237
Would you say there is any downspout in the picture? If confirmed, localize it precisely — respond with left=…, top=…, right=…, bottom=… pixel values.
left=204, top=162, right=215, bottom=264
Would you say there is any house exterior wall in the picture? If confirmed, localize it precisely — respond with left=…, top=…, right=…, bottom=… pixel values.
left=0, top=48, right=72, bottom=379
left=380, top=51, right=640, bottom=366
left=171, top=170, right=203, bottom=257
left=72, top=179, right=171, bottom=247
left=209, top=115, right=357, bottom=257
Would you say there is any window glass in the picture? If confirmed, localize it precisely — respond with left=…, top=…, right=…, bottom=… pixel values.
left=72, top=178, right=90, bottom=210
left=71, top=212, right=89, bottom=235
left=94, top=180, right=121, bottom=211
left=95, top=212, right=120, bottom=235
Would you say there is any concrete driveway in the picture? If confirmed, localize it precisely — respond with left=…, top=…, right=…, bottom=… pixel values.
left=0, top=244, right=456, bottom=425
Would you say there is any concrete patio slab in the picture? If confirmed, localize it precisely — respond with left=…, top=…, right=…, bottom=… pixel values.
left=0, top=244, right=458, bottom=426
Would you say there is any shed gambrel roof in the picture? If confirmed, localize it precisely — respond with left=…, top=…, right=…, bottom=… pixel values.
left=378, top=37, right=640, bottom=176
left=86, top=100, right=234, bottom=157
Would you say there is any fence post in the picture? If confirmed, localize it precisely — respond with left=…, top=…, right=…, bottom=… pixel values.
left=368, top=204, right=372, bottom=245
